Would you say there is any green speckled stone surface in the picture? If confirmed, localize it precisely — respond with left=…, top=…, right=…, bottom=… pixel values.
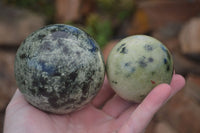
left=106, top=35, right=173, bottom=102
left=14, top=24, right=105, bottom=114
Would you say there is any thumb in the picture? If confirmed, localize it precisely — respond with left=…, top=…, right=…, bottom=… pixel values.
left=118, top=84, right=171, bottom=133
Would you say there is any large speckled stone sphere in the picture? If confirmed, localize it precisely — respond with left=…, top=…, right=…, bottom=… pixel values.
left=106, top=35, right=173, bottom=103
left=14, top=24, right=105, bottom=114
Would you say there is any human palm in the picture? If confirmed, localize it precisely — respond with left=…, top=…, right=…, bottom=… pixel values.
left=4, top=74, right=185, bottom=133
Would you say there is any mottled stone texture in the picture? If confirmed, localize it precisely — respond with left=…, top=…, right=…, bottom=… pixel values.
left=14, top=24, right=105, bottom=114
left=106, top=35, right=173, bottom=102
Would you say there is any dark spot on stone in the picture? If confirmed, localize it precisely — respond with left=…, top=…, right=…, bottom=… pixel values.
left=40, top=41, right=53, bottom=51
left=164, top=58, right=172, bottom=72
left=41, top=63, right=55, bottom=75
left=52, top=72, right=61, bottom=77
left=31, top=76, right=48, bottom=96
left=21, top=81, right=26, bottom=85
left=161, top=45, right=171, bottom=60
left=96, top=82, right=102, bottom=90
left=20, top=53, right=26, bottom=59
left=120, top=47, right=128, bottom=54
left=32, top=76, right=40, bottom=87
left=148, top=57, right=154, bottom=62
left=57, top=39, right=65, bottom=47
left=88, top=38, right=97, bottom=52
left=112, top=81, right=118, bottom=84
left=57, top=24, right=65, bottom=29
left=40, top=76, right=48, bottom=86
left=124, top=62, right=131, bottom=67
left=139, top=59, right=147, bottom=68
left=82, top=83, right=89, bottom=95
left=62, top=75, right=69, bottom=86
left=58, top=86, right=69, bottom=98
left=124, top=62, right=136, bottom=75
left=29, top=89, right=36, bottom=96
left=130, top=67, right=135, bottom=73
left=32, top=80, right=38, bottom=88
left=81, top=96, right=87, bottom=102
left=66, top=98, right=76, bottom=104
left=161, top=45, right=167, bottom=52
left=87, top=69, right=95, bottom=80
left=29, top=88, right=36, bottom=96
left=65, top=106, right=71, bottom=110
left=122, top=43, right=126, bottom=47
left=48, top=96, right=60, bottom=108
left=138, top=56, right=148, bottom=68
left=71, top=29, right=81, bottom=38
left=125, top=74, right=131, bottom=78
left=76, top=51, right=81, bottom=57
left=38, top=34, right=46, bottom=40
left=52, top=31, right=69, bottom=40
left=117, top=43, right=126, bottom=52
left=144, top=44, right=153, bottom=51
left=38, top=87, right=49, bottom=97
left=164, top=58, right=167, bottom=64
left=69, top=71, right=78, bottom=81
left=50, top=28, right=57, bottom=33
left=63, top=47, right=70, bottom=55
left=67, top=25, right=81, bottom=36
left=70, top=61, right=77, bottom=68
left=166, top=65, right=170, bottom=71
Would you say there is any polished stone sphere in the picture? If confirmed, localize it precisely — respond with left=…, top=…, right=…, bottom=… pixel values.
left=106, top=35, right=173, bottom=102
left=14, top=24, right=105, bottom=114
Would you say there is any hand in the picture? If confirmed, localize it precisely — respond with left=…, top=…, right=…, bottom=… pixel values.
left=4, top=74, right=185, bottom=133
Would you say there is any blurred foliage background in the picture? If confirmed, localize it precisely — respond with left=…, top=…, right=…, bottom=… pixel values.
left=2, top=0, right=55, bottom=22
left=1, top=0, right=136, bottom=48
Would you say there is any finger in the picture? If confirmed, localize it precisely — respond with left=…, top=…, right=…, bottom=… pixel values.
left=169, top=74, right=185, bottom=98
left=102, top=95, right=132, bottom=118
left=92, top=76, right=115, bottom=108
left=113, top=105, right=138, bottom=129
left=115, top=74, right=185, bottom=131
left=118, top=84, right=171, bottom=133
left=7, top=89, right=28, bottom=108
left=5, top=89, right=30, bottom=117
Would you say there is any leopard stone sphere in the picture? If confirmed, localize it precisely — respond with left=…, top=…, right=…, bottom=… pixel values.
left=106, top=35, right=173, bottom=103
